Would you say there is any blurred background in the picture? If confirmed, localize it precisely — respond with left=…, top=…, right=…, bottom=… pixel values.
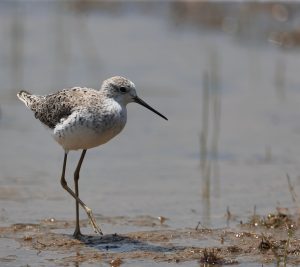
left=1, top=1, right=300, bottom=230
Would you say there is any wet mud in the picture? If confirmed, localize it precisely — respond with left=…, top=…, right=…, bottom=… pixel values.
left=1, top=212, right=299, bottom=266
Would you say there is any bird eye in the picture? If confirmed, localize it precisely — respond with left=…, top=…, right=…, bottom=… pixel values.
left=119, top=87, right=127, bottom=93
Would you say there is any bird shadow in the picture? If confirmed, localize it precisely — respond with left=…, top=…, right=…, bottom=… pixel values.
left=72, top=233, right=179, bottom=254
left=10, top=219, right=182, bottom=256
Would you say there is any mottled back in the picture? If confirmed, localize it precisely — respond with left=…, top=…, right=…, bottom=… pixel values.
left=17, top=87, right=100, bottom=129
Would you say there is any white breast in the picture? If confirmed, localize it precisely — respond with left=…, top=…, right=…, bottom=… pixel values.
left=53, top=101, right=127, bottom=151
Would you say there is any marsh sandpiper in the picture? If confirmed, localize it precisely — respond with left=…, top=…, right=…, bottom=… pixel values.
left=17, top=76, right=167, bottom=238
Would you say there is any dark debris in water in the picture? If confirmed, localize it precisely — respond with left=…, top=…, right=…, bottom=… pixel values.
left=200, top=248, right=238, bottom=265
left=244, top=207, right=299, bottom=230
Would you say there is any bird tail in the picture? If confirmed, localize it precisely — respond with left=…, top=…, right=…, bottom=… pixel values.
left=17, top=90, right=39, bottom=108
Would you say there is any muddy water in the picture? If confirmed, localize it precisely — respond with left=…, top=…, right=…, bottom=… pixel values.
left=1, top=2, right=300, bottom=266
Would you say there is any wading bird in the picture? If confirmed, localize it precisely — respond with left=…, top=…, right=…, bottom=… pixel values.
left=17, top=76, right=167, bottom=238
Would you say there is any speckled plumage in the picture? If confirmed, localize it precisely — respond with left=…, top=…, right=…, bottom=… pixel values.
left=17, top=77, right=138, bottom=151
left=17, top=76, right=167, bottom=237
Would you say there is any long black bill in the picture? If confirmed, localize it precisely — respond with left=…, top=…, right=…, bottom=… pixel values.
left=134, top=96, right=168, bottom=121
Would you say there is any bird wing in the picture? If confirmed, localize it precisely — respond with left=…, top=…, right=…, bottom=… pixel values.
left=28, top=88, right=92, bottom=129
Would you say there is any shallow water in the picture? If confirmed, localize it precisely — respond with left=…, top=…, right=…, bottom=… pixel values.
left=1, top=2, right=300, bottom=266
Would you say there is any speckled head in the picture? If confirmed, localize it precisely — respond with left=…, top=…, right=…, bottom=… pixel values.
left=101, top=76, right=137, bottom=104
left=101, top=76, right=168, bottom=120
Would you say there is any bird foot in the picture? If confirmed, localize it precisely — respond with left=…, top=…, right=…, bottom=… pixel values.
left=73, top=228, right=84, bottom=239
left=73, top=233, right=84, bottom=239
left=86, top=208, right=103, bottom=235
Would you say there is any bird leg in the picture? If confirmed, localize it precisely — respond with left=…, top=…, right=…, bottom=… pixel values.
left=60, top=152, right=103, bottom=237
left=73, top=149, right=86, bottom=237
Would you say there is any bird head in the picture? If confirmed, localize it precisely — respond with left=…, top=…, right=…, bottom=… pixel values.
left=101, top=76, right=168, bottom=121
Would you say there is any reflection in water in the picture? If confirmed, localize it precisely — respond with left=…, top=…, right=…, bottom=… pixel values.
left=53, top=3, right=70, bottom=88
left=53, top=2, right=102, bottom=89
left=200, top=70, right=210, bottom=227
left=274, top=57, right=286, bottom=102
left=264, top=145, right=273, bottom=164
left=200, top=71, right=209, bottom=174
left=4, top=1, right=104, bottom=95
left=72, top=6, right=102, bottom=81
left=2, top=1, right=299, bottom=95
left=10, top=2, right=24, bottom=96
left=200, top=47, right=222, bottom=227
left=1, top=0, right=298, bottom=229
